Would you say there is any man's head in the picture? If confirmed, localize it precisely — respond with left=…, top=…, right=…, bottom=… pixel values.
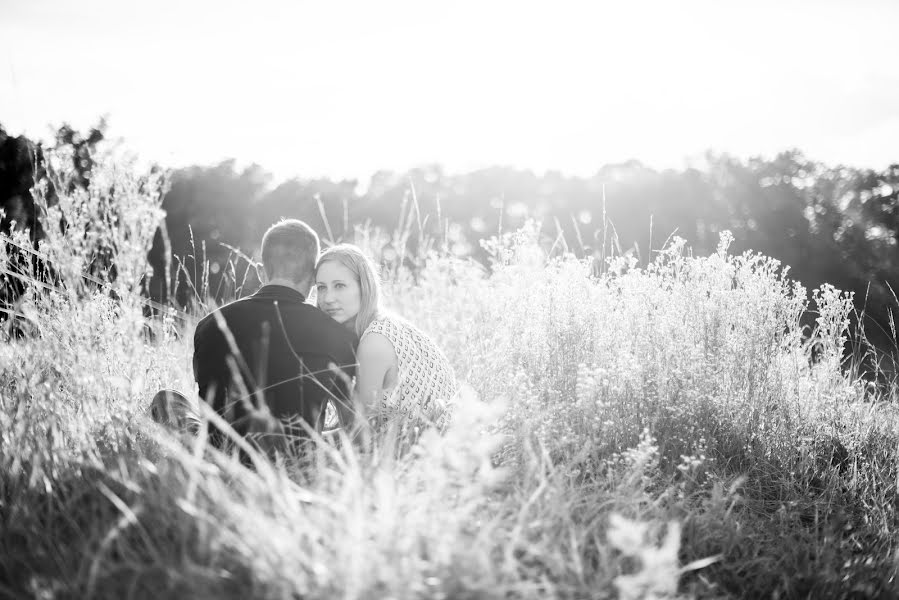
left=260, top=219, right=320, bottom=292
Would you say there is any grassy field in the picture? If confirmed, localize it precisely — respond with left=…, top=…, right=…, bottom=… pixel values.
left=2, top=157, right=898, bottom=599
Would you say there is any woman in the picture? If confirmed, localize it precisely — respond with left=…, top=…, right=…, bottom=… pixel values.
left=314, top=244, right=457, bottom=434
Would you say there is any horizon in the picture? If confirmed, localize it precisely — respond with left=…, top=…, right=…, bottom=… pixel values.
left=3, top=0, right=898, bottom=183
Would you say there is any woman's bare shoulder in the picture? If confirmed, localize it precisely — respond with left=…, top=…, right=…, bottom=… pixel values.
left=357, top=329, right=396, bottom=361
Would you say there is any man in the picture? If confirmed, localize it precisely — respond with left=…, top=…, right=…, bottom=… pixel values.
left=191, top=218, right=359, bottom=449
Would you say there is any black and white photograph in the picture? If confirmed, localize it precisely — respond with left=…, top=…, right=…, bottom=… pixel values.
left=1, top=1, right=898, bottom=597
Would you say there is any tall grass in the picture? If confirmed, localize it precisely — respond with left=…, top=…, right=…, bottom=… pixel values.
left=1, top=154, right=898, bottom=598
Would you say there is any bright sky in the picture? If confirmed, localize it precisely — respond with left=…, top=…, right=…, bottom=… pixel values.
left=2, top=0, right=898, bottom=183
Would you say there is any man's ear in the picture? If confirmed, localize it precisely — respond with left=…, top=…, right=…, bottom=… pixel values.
left=255, top=262, right=266, bottom=284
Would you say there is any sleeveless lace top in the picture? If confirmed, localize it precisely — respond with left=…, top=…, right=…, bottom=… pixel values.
left=362, top=315, right=457, bottom=428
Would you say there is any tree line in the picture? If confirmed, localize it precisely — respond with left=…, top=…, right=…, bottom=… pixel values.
left=147, top=150, right=898, bottom=345
left=2, top=121, right=898, bottom=352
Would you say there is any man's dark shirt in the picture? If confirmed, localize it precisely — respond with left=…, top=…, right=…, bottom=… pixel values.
left=192, top=285, right=358, bottom=444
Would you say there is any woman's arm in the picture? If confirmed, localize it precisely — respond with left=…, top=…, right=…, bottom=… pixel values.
left=354, top=332, right=397, bottom=410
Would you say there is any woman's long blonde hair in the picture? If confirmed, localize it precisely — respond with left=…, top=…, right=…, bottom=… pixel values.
left=315, top=244, right=383, bottom=337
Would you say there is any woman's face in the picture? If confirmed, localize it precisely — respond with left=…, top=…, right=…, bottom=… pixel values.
left=315, top=261, right=362, bottom=325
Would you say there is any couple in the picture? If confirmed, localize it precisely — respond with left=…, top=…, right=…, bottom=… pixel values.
left=153, top=218, right=457, bottom=452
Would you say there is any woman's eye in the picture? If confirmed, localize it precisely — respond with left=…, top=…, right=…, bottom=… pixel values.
left=336, top=283, right=345, bottom=289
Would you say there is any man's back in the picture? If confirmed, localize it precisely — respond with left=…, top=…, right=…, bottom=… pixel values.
left=193, top=284, right=358, bottom=444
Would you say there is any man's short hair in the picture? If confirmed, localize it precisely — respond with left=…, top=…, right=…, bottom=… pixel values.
left=260, top=219, right=320, bottom=283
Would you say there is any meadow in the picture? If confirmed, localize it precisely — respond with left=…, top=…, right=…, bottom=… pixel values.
left=1, top=155, right=898, bottom=599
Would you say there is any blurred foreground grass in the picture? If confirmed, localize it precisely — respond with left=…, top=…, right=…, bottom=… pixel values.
left=1, top=155, right=898, bottom=599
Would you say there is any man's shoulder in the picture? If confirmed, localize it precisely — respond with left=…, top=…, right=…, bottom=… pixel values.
left=194, top=296, right=255, bottom=336
left=195, top=296, right=355, bottom=344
